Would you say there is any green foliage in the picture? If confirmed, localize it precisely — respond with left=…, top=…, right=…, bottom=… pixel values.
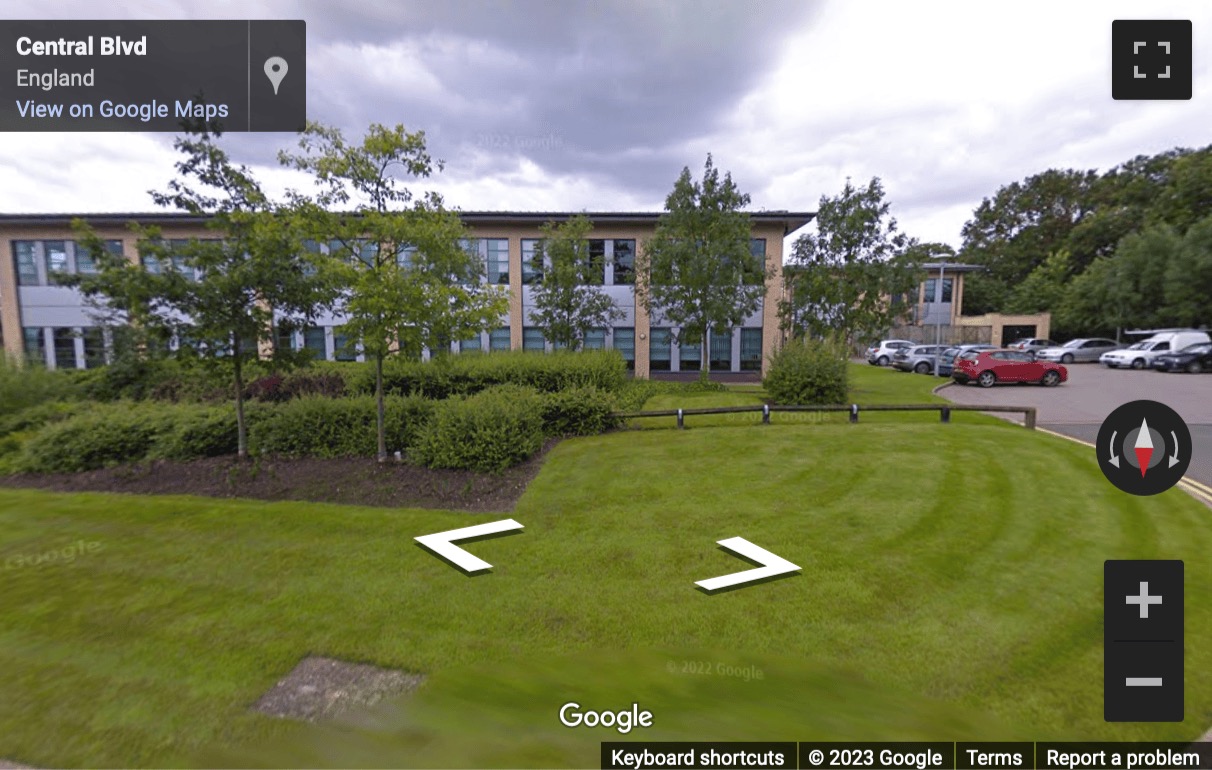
left=350, top=349, right=628, bottom=399
left=249, top=395, right=433, bottom=458
left=781, top=177, right=922, bottom=346
left=642, top=154, right=765, bottom=375
left=148, top=405, right=272, bottom=461
left=539, top=387, right=621, bottom=437
left=409, top=385, right=545, bottom=472
left=762, top=337, right=850, bottom=406
left=529, top=214, right=622, bottom=349
left=0, top=401, right=86, bottom=437
left=18, top=404, right=177, bottom=473
left=0, top=357, right=79, bottom=415
left=612, top=378, right=727, bottom=412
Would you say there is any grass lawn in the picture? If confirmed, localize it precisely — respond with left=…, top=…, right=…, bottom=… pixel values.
left=2, top=367, right=1211, bottom=767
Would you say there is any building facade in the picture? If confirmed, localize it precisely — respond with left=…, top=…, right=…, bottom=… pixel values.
left=0, top=211, right=815, bottom=377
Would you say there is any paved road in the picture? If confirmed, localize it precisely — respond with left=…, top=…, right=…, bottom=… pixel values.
left=936, top=363, right=1212, bottom=488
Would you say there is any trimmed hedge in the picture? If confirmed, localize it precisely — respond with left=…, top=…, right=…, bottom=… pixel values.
left=0, top=357, right=79, bottom=415
left=762, top=337, right=850, bottom=405
left=540, top=386, right=620, bottom=437
left=350, top=349, right=629, bottom=399
left=409, top=385, right=545, bottom=472
left=249, top=395, right=434, bottom=458
left=19, top=404, right=179, bottom=473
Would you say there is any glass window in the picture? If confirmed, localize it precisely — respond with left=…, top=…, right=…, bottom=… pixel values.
left=355, top=241, right=377, bottom=267
left=303, top=326, right=326, bottom=359
left=333, top=327, right=357, bottom=361
left=941, top=278, right=953, bottom=303
left=14, top=241, right=39, bottom=285
left=523, top=327, right=545, bottom=352
left=740, top=328, right=763, bottom=371
left=45, top=241, right=68, bottom=284
left=82, top=328, right=105, bottom=369
left=460, top=335, right=482, bottom=352
left=276, top=325, right=296, bottom=352
left=490, top=327, right=511, bottom=351
left=680, top=333, right=701, bottom=372
left=142, top=252, right=161, bottom=274
left=586, top=240, right=606, bottom=285
left=746, top=239, right=767, bottom=285
left=649, top=327, right=671, bottom=371
left=584, top=328, right=606, bottom=350
left=486, top=239, right=509, bottom=285
left=710, top=328, right=733, bottom=371
left=397, top=244, right=417, bottom=269
left=52, top=327, right=77, bottom=369
left=521, top=239, right=542, bottom=284
left=614, top=328, right=635, bottom=370
left=924, top=278, right=938, bottom=303
left=612, top=239, right=635, bottom=285
left=22, top=327, right=45, bottom=364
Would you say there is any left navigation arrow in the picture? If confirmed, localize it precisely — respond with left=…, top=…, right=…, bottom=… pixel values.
left=415, top=519, right=524, bottom=574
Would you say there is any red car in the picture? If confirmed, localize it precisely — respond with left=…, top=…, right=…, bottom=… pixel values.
left=952, top=349, right=1067, bottom=387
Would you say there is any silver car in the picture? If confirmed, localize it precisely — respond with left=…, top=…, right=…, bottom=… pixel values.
left=892, top=344, right=946, bottom=374
left=1035, top=338, right=1122, bottom=363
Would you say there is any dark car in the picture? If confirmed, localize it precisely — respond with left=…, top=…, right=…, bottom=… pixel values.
left=952, top=349, right=1068, bottom=387
left=1152, top=342, right=1212, bottom=373
left=936, top=344, right=996, bottom=377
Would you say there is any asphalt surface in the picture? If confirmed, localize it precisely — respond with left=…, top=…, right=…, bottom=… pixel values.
left=933, top=362, right=1212, bottom=488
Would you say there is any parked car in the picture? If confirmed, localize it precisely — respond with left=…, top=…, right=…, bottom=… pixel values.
left=1099, top=338, right=1176, bottom=369
left=952, top=349, right=1068, bottom=387
left=1152, top=342, right=1212, bottom=373
left=936, top=344, right=997, bottom=377
left=892, top=344, right=946, bottom=373
left=1035, top=338, right=1122, bottom=363
left=1008, top=338, right=1057, bottom=354
left=866, top=339, right=913, bottom=366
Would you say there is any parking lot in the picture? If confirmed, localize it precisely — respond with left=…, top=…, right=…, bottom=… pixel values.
left=936, top=363, right=1212, bottom=488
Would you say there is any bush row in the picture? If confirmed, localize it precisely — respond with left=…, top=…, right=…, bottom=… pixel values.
left=762, top=337, right=850, bottom=406
left=12, top=384, right=623, bottom=474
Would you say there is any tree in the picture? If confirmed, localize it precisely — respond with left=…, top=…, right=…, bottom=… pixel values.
left=780, top=177, right=922, bottom=346
left=1165, top=214, right=1212, bottom=328
left=641, top=155, right=765, bottom=378
left=529, top=214, right=622, bottom=349
left=1005, top=248, right=1074, bottom=317
left=65, top=126, right=336, bottom=457
left=280, top=122, right=508, bottom=461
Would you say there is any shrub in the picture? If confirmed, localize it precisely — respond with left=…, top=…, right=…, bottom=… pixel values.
left=0, top=400, right=85, bottom=437
left=762, top=337, right=850, bottom=405
left=18, top=404, right=177, bottom=473
left=540, top=386, right=620, bottom=437
left=351, top=349, right=630, bottom=399
left=409, top=385, right=545, bottom=472
left=148, top=404, right=272, bottom=461
left=249, top=395, right=433, bottom=458
left=0, top=356, right=79, bottom=414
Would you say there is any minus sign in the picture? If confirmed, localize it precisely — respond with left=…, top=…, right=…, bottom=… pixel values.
left=1113, top=639, right=1175, bottom=643
left=1126, top=677, right=1164, bottom=687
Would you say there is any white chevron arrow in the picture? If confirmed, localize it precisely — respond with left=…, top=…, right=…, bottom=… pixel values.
left=415, top=519, right=523, bottom=574
left=695, top=537, right=800, bottom=592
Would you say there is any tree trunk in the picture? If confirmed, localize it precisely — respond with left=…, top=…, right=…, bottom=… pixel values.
left=233, top=335, right=248, bottom=460
left=699, top=328, right=710, bottom=383
left=375, top=352, right=388, bottom=463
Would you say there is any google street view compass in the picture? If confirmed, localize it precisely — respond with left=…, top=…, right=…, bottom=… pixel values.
left=1097, top=400, right=1191, bottom=495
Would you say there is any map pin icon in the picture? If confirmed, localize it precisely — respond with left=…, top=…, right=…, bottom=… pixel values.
left=264, top=56, right=288, bottom=95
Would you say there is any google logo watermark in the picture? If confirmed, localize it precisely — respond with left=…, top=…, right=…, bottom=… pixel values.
left=3, top=539, right=103, bottom=570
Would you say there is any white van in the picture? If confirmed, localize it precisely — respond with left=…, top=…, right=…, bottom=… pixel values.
left=1100, top=330, right=1212, bottom=369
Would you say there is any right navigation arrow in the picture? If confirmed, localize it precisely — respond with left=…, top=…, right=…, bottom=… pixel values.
left=695, top=537, right=800, bottom=593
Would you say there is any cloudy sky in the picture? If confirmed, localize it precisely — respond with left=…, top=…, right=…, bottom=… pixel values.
left=4, top=0, right=1211, bottom=251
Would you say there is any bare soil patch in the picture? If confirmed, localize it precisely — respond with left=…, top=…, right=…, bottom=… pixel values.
left=253, top=656, right=425, bottom=722
left=0, top=441, right=555, bottom=513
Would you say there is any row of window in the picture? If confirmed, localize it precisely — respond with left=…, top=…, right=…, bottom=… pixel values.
left=14, top=240, right=124, bottom=285
left=23, top=324, right=764, bottom=372
left=12, top=237, right=767, bottom=289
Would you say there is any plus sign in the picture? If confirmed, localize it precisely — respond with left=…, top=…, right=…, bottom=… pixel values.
left=1126, top=581, right=1163, bottom=618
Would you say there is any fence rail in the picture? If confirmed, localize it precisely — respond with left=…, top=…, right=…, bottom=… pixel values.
left=613, top=403, right=1037, bottom=430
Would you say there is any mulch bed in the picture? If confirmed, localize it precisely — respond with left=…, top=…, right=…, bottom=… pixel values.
left=0, top=441, right=556, bottom=513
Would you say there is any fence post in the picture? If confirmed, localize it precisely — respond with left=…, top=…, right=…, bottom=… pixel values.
left=677, top=408, right=684, bottom=430
left=762, top=404, right=770, bottom=424
left=940, top=407, right=951, bottom=423
left=1024, top=408, right=1036, bottom=430
left=849, top=404, right=859, bottom=423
